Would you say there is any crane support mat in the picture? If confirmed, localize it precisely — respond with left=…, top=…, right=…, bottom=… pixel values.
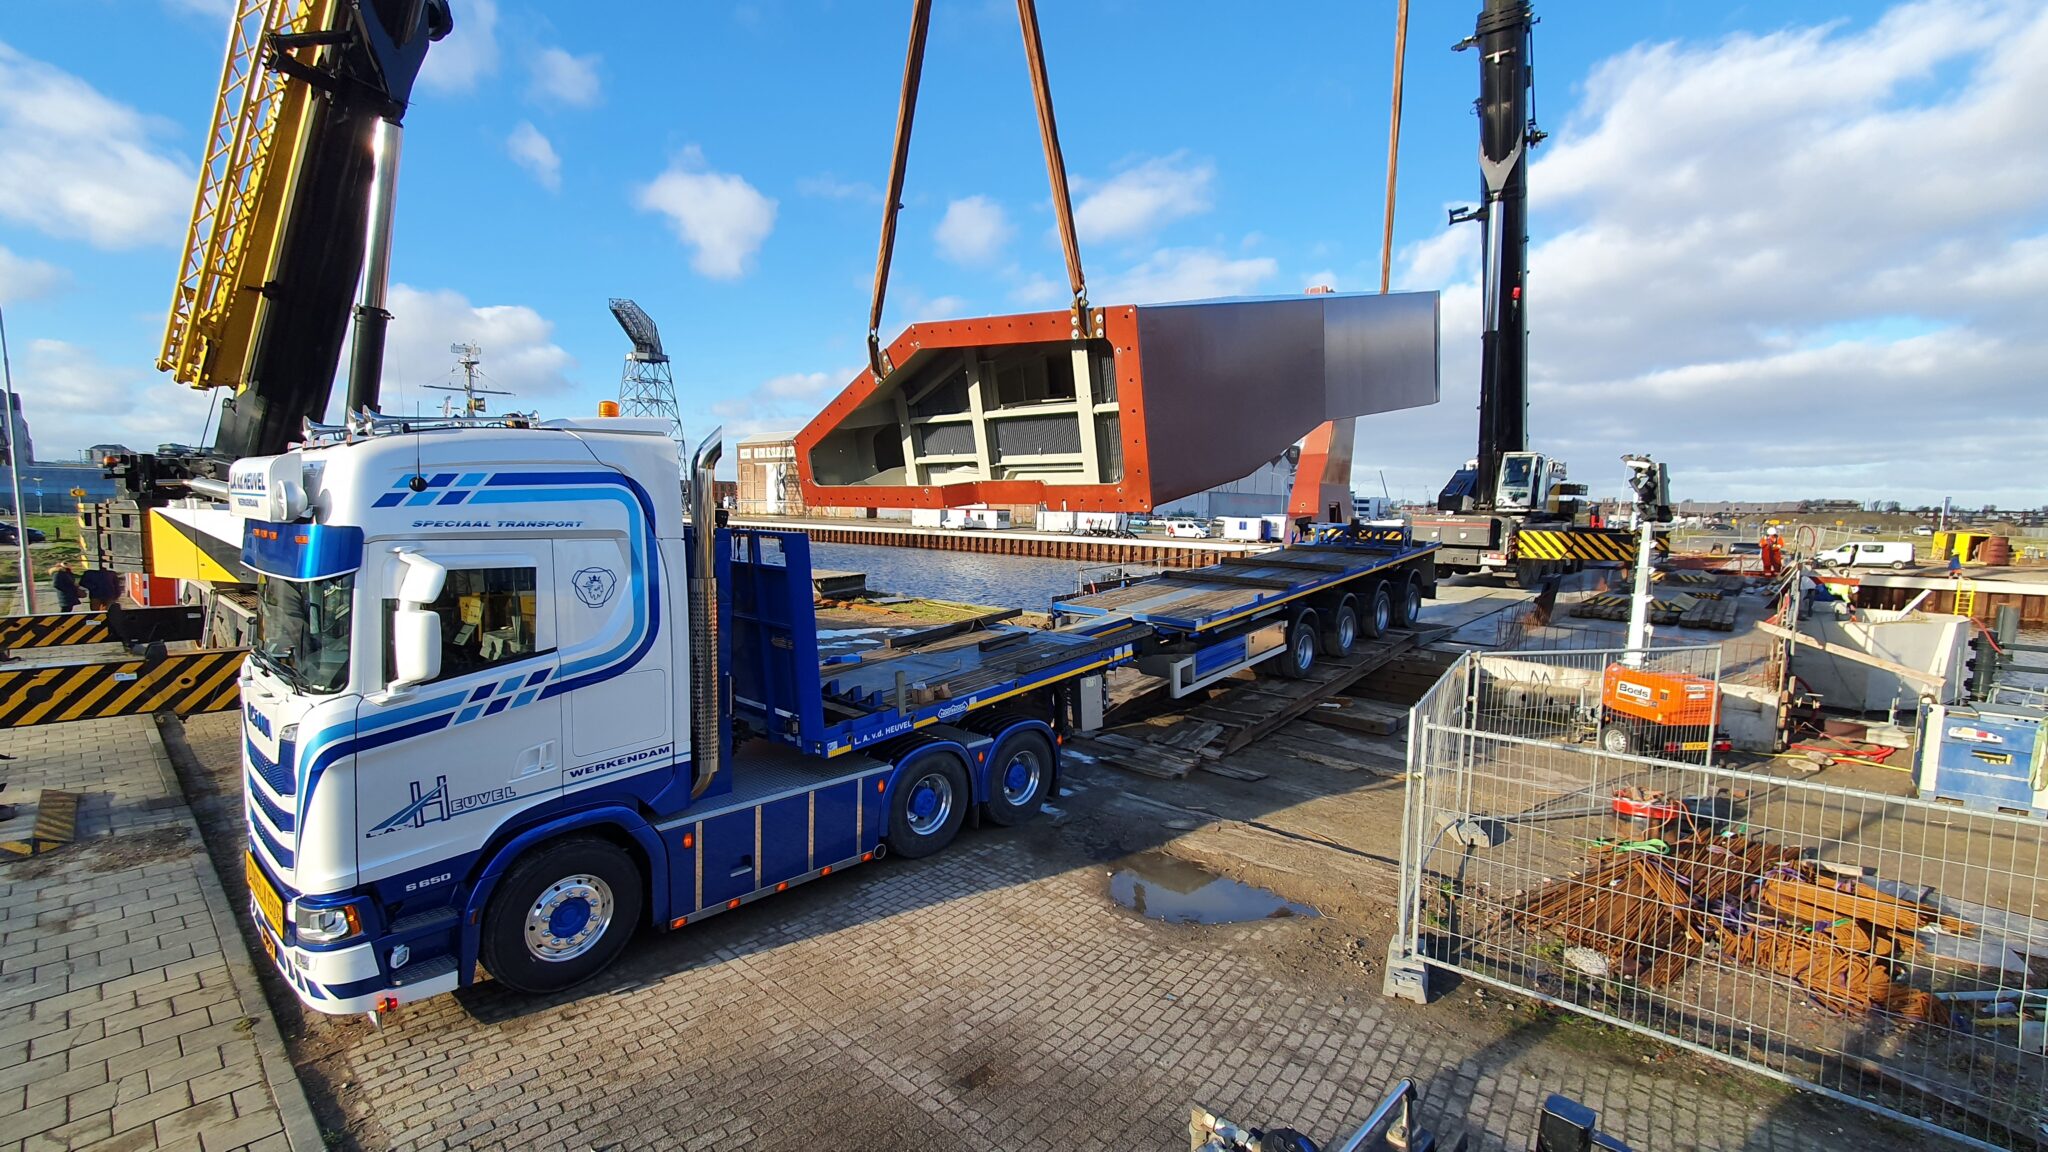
left=0, top=606, right=207, bottom=651
left=0, top=648, right=245, bottom=728
left=1057, top=539, right=1435, bottom=634
left=796, top=293, right=1440, bottom=512
left=0, top=790, right=80, bottom=858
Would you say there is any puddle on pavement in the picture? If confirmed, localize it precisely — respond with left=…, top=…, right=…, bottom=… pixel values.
left=1107, top=851, right=1317, bottom=924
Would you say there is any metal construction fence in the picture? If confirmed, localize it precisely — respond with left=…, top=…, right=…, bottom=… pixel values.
left=1389, top=650, right=2048, bottom=1150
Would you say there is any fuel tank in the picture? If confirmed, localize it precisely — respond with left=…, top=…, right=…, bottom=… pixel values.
left=796, top=292, right=1439, bottom=512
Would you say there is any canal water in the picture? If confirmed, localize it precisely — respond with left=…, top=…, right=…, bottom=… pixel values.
left=809, top=541, right=1100, bottom=612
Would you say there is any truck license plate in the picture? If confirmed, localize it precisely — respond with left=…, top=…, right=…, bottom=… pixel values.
left=246, top=853, right=285, bottom=939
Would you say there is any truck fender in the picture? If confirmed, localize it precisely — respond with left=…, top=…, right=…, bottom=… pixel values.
left=881, top=739, right=974, bottom=803
left=457, top=806, right=667, bottom=983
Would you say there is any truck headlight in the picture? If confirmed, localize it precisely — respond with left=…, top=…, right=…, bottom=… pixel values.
left=292, top=902, right=362, bottom=944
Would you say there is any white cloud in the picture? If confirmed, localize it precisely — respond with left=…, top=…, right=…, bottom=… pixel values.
left=796, top=174, right=883, bottom=204
left=1009, top=273, right=1063, bottom=307
left=1096, top=247, right=1276, bottom=304
left=0, top=42, right=190, bottom=249
left=1372, top=0, right=2048, bottom=506
left=1074, top=153, right=1214, bottom=244
left=934, top=196, right=1011, bottom=265
left=376, top=285, right=576, bottom=417
left=14, top=339, right=214, bottom=460
left=0, top=246, right=65, bottom=304
left=761, top=371, right=834, bottom=400
left=528, top=46, right=600, bottom=107
left=418, top=0, right=498, bottom=93
left=505, top=122, right=560, bottom=191
left=708, top=365, right=860, bottom=455
left=635, top=148, right=778, bottom=279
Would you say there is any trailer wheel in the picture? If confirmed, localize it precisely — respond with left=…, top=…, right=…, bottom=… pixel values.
left=480, top=836, right=643, bottom=994
left=1358, top=582, right=1392, bottom=640
left=982, top=730, right=1054, bottom=826
left=1277, top=608, right=1320, bottom=679
left=1321, top=597, right=1359, bottom=658
left=1600, top=725, right=1636, bottom=756
left=1391, top=572, right=1424, bottom=628
left=888, top=751, right=970, bottom=858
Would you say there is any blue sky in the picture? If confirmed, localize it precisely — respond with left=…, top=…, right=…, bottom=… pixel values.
left=2, top=0, right=2043, bottom=504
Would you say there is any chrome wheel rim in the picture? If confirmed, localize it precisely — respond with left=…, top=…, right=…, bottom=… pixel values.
left=905, top=772, right=955, bottom=835
left=1294, top=628, right=1315, bottom=670
left=1375, top=595, right=1392, bottom=632
left=1337, top=612, right=1356, bottom=649
left=1001, top=749, right=1042, bottom=805
left=524, top=874, right=613, bottom=963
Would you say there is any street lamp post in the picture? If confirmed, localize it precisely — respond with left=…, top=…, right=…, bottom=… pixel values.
left=0, top=304, right=33, bottom=612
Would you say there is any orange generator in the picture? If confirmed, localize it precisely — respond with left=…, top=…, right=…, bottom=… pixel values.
left=1598, top=664, right=1731, bottom=758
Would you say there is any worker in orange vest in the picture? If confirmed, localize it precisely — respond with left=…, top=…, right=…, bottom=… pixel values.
left=1759, top=526, right=1784, bottom=577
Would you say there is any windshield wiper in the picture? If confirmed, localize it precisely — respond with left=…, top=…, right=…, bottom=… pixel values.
left=247, top=646, right=305, bottom=693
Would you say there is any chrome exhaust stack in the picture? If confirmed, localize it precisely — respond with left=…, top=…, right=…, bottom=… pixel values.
left=688, top=426, right=724, bottom=800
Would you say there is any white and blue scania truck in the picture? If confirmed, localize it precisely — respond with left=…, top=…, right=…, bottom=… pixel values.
left=234, top=412, right=1436, bottom=1017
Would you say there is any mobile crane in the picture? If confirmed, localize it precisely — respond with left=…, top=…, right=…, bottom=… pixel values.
left=1405, top=0, right=1645, bottom=584
left=81, top=0, right=451, bottom=641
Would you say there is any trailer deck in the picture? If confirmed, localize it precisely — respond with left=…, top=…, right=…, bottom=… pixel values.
left=1057, top=537, right=1437, bottom=634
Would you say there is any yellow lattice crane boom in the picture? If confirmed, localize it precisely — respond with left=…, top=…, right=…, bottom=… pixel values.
left=160, top=0, right=333, bottom=394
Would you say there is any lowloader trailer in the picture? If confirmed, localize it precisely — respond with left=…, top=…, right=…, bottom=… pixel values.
left=234, top=411, right=1437, bottom=1016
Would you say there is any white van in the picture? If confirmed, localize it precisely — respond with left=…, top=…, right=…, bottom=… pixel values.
left=1817, top=541, right=1914, bottom=570
left=1164, top=518, right=1212, bottom=539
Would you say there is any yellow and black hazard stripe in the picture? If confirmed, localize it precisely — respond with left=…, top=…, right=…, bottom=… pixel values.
left=148, top=508, right=256, bottom=583
left=0, top=790, right=80, bottom=857
left=0, top=649, right=245, bottom=728
left=1516, top=528, right=1666, bottom=563
left=0, top=612, right=114, bottom=650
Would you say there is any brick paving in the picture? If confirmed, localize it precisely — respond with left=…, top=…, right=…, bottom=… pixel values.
left=0, top=717, right=320, bottom=1152
left=303, top=811, right=1904, bottom=1151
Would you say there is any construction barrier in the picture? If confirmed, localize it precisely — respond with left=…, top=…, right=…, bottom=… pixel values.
left=0, top=648, right=245, bottom=728
left=1387, top=650, right=2047, bottom=1151
left=1515, top=528, right=1664, bottom=564
left=0, top=605, right=206, bottom=651
left=0, top=612, right=117, bottom=650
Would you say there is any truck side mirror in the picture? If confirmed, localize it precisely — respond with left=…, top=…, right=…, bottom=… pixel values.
left=390, top=607, right=442, bottom=689
left=397, top=552, right=447, bottom=604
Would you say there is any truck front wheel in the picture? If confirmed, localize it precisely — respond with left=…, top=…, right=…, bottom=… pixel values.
left=888, top=752, right=970, bottom=858
left=1600, top=725, right=1636, bottom=756
left=481, top=836, right=643, bottom=994
left=982, top=730, right=1054, bottom=826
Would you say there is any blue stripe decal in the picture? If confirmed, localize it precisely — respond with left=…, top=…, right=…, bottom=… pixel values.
left=468, top=685, right=493, bottom=704
left=525, top=668, right=550, bottom=688
left=456, top=704, right=484, bottom=725
left=437, top=491, right=468, bottom=505
left=483, top=697, right=511, bottom=717
left=373, top=492, right=405, bottom=509
left=458, top=472, right=486, bottom=487
left=405, top=492, right=439, bottom=507
left=512, top=689, right=538, bottom=709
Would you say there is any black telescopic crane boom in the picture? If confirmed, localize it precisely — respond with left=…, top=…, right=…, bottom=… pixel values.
left=1469, top=0, right=1538, bottom=508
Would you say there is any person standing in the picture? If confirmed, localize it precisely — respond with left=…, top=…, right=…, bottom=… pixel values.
left=51, top=563, right=81, bottom=612
left=80, top=567, right=119, bottom=611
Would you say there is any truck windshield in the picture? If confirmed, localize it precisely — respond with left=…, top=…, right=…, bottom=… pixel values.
left=254, top=573, right=354, bottom=694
